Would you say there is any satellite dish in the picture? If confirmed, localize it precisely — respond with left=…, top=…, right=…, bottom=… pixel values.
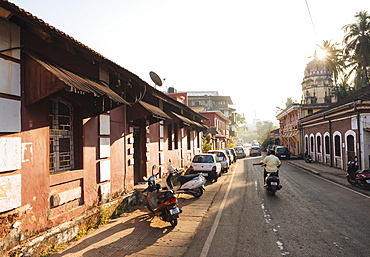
left=149, top=71, right=163, bottom=87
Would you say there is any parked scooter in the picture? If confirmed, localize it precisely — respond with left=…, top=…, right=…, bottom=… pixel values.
left=143, top=165, right=182, bottom=227
left=346, top=159, right=370, bottom=189
left=161, top=160, right=206, bottom=198
left=305, top=154, right=313, bottom=163
left=262, top=164, right=282, bottom=196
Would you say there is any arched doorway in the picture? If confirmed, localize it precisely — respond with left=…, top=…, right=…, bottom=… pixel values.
left=347, top=134, right=355, bottom=161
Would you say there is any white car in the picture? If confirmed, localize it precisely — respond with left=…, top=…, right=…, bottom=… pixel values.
left=208, top=150, right=230, bottom=172
left=189, top=154, right=222, bottom=182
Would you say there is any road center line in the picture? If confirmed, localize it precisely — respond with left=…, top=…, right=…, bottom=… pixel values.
left=199, top=162, right=238, bottom=257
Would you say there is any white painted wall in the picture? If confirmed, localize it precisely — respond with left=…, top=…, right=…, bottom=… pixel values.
left=0, top=98, right=21, bottom=132
left=0, top=174, right=21, bottom=212
left=0, top=137, right=21, bottom=172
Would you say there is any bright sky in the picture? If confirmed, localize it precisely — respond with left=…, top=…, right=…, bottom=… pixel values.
left=10, top=0, right=369, bottom=123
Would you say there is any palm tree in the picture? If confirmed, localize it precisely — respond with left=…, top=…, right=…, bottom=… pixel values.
left=317, top=40, right=345, bottom=84
left=342, top=11, right=370, bottom=89
left=333, top=74, right=355, bottom=101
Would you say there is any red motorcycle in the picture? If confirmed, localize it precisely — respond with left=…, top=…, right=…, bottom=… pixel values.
left=347, top=169, right=370, bottom=189
left=346, top=160, right=370, bottom=189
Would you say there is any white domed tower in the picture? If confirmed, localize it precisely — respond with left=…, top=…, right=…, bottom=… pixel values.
left=301, top=52, right=337, bottom=109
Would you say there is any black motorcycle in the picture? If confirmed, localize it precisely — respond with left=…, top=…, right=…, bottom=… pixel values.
left=143, top=165, right=182, bottom=227
left=262, top=164, right=282, bottom=196
left=305, top=154, right=313, bottom=163
left=346, top=159, right=370, bottom=189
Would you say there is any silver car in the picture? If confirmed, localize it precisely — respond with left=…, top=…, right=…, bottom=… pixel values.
left=208, top=150, right=230, bottom=172
left=249, top=146, right=262, bottom=156
left=235, top=146, right=246, bottom=159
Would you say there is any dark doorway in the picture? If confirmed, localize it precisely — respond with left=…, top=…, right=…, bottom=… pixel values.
left=134, top=120, right=147, bottom=184
left=347, top=134, right=355, bottom=161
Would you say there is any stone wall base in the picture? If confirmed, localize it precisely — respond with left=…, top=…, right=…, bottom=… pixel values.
left=1, top=190, right=140, bottom=257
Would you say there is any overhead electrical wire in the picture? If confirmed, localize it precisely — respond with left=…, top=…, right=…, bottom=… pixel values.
left=305, top=0, right=317, bottom=39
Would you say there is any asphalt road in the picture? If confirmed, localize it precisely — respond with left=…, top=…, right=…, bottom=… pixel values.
left=183, top=156, right=370, bottom=257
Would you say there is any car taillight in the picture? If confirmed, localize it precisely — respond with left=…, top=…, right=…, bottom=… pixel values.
left=190, top=166, right=194, bottom=171
left=212, top=166, right=216, bottom=171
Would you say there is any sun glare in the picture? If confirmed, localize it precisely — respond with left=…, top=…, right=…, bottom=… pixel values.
left=317, top=49, right=327, bottom=59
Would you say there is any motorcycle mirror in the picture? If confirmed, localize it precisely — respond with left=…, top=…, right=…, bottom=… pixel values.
left=151, top=165, right=156, bottom=176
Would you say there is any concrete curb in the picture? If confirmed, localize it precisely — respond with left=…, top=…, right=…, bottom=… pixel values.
left=287, top=160, right=321, bottom=175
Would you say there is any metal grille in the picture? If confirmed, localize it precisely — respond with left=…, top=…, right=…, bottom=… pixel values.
left=49, top=99, right=74, bottom=173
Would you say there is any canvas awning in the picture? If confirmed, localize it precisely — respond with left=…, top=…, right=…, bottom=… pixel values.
left=28, top=54, right=129, bottom=105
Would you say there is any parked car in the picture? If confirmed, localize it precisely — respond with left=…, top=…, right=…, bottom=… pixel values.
left=225, top=148, right=237, bottom=163
left=189, top=154, right=222, bottom=182
left=235, top=146, right=246, bottom=159
left=224, top=149, right=235, bottom=164
left=267, top=145, right=278, bottom=155
left=249, top=146, right=262, bottom=156
left=275, top=146, right=291, bottom=159
left=208, top=150, right=230, bottom=172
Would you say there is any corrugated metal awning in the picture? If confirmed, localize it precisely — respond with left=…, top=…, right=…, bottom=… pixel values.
left=170, top=111, right=208, bottom=128
left=171, top=112, right=193, bottom=126
left=28, top=54, right=129, bottom=105
left=138, top=101, right=171, bottom=120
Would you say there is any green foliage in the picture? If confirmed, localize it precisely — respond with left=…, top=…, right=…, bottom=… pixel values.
left=237, top=124, right=248, bottom=132
left=285, top=97, right=294, bottom=107
left=236, top=112, right=246, bottom=125
left=261, top=138, right=274, bottom=148
left=227, top=142, right=235, bottom=148
left=342, top=11, right=370, bottom=89
left=98, top=207, right=111, bottom=226
left=202, top=133, right=213, bottom=152
left=255, top=121, right=275, bottom=142
left=333, top=77, right=356, bottom=100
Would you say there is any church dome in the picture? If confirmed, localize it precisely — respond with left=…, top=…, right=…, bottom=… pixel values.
left=304, top=54, right=332, bottom=78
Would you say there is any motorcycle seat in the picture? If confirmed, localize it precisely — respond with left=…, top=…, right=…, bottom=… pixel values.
left=356, top=169, right=369, bottom=174
left=179, top=174, right=200, bottom=184
left=267, top=172, right=279, bottom=177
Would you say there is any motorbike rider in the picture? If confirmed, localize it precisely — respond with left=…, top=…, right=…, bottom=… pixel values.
left=253, top=150, right=281, bottom=185
left=347, top=156, right=358, bottom=181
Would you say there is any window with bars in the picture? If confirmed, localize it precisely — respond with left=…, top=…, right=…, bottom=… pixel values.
left=49, top=99, right=75, bottom=173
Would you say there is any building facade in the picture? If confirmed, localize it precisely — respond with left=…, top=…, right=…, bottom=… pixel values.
left=0, top=1, right=206, bottom=255
left=276, top=103, right=301, bottom=156
left=300, top=84, right=370, bottom=170
left=277, top=52, right=337, bottom=157
left=200, top=111, right=231, bottom=149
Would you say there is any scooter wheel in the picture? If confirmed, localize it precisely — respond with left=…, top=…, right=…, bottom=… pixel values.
left=192, top=187, right=203, bottom=198
left=170, top=218, right=178, bottom=227
left=346, top=176, right=356, bottom=186
left=269, top=191, right=276, bottom=196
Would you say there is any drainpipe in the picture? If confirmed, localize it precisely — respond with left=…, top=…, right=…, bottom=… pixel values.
left=323, top=113, right=333, bottom=167
left=354, top=101, right=362, bottom=169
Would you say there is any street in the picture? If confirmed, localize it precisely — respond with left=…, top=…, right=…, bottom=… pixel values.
left=183, top=156, right=370, bottom=257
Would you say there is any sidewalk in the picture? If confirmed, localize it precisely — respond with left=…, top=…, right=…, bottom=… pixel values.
left=286, top=158, right=347, bottom=184
left=286, top=158, right=370, bottom=197
left=50, top=176, right=224, bottom=257
left=49, top=159, right=365, bottom=257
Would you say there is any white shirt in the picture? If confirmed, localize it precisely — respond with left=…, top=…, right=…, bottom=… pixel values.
left=262, top=155, right=281, bottom=173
